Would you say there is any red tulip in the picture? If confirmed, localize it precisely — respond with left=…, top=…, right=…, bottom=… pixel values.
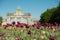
left=16, top=24, right=21, bottom=28
left=32, top=24, right=35, bottom=27
left=36, top=25, right=41, bottom=29
left=0, top=23, right=2, bottom=26
left=49, top=35, right=56, bottom=40
left=7, top=23, right=12, bottom=26
left=12, top=21, right=16, bottom=25
left=27, top=30, right=31, bottom=35
left=17, top=21, right=21, bottom=25
left=44, top=23, right=49, bottom=27
left=4, top=25, right=9, bottom=29
left=25, top=24, right=30, bottom=28
left=20, top=23, right=24, bottom=28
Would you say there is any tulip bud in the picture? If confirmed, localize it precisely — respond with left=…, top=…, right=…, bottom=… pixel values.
left=33, top=39, right=36, bottom=40
left=40, top=36, right=44, bottom=39
left=53, top=28, right=56, bottom=32
left=42, top=31, right=46, bottom=35
left=21, top=30, right=24, bottom=32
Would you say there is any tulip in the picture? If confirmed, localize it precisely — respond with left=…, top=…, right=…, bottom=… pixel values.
left=53, top=28, right=56, bottom=31
left=15, top=37, right=22, bottom=40
left=27, top=30, right=31, bottom=35
left=20, top=23, right=24, bottom=28
left=0, top=34, right=6, bottom=38
left=16, top=24, right=20, bottom=28
left=50, top=27, right=56, bottom=32
left=33, top=39, right=36, bottom=40
left=0, top=23, right=2, bottom=26
left=55, top=22, right=58, bottom=26
left=45, top=23, right=49, bottom=26
left=2, top=34, right=6, bottom=38
left=21, top=30, right=24, bottom=32
left=17, top=21, right=21, bottom=25
left=4, top=25, right=9, bottom=29
left=32, top=24, right=35, bottom=27
left=25, top=24, right=30, bottom=28
left=12, top=21, right=16, bottom=25
left=6, top=23, right=12, bottom=26
left=36, top=25, right=41, bottom=29
left=40, top=35, right=44, bottom=39
left=49, top=35, right=56, bottom=40
left=42, top=31, right=46, bottom=35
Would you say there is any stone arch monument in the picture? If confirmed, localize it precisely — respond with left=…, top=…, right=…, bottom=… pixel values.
left=2, top=8, right=39, bottom=25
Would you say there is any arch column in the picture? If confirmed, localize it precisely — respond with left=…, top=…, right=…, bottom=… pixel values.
left=21, top=17, right=24, bottom=23
left=7, top=16, right=10, bottom=23
left=27, top=17, right=32, bottom=24
left=14, top=17, right=17, bottom=22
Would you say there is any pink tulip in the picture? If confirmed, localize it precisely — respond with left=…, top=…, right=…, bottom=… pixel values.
left=0, top=34, right=6, bottom=38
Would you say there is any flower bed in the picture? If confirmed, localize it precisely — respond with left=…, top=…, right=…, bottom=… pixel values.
left=0, top=22, right=60, bottom=40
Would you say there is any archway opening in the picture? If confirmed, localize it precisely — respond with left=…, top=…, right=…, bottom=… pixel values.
left=17, top=17, right=21, bottom=22
left=23, top=18, right=27, bottom=24
left=10, top=17, right=14, bottom=23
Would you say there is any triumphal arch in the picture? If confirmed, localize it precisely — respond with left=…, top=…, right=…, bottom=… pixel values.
left=3, top=8, right=39, bottom=25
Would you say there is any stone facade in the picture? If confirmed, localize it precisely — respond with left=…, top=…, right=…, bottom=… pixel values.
left=2, top=8, right=39, bottom=25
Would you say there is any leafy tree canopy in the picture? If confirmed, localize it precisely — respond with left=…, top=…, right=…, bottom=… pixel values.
left=40, top=2, right=60, bottom=24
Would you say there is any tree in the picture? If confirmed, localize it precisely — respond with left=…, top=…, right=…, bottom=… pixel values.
left=50, top=2, right=60, bottom=24
left=0, top=16, right=3, bottom=23
left=40, top=2, right=60, bottom=24
left=40, top=8, right=56, bottom=23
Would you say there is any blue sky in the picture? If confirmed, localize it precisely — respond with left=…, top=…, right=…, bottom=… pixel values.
left=0, top=0, right=60, bottom=19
